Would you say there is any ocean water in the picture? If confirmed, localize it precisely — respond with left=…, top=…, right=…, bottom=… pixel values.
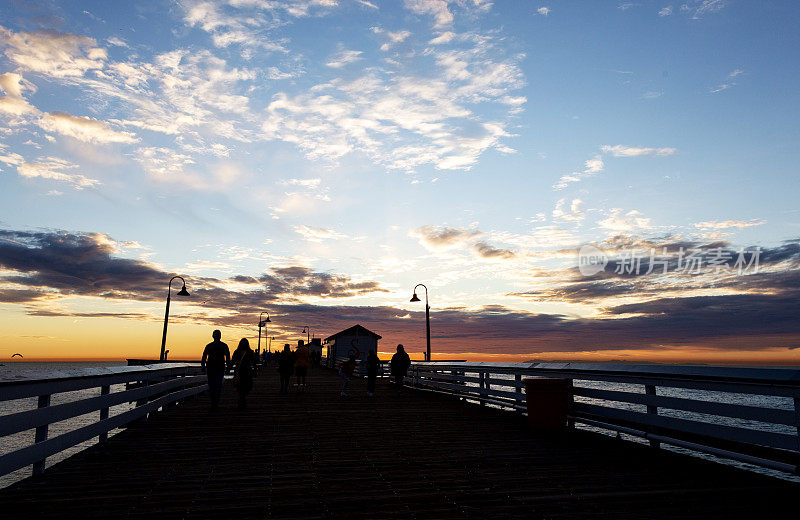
left=0, top=362, right=133, bottom=489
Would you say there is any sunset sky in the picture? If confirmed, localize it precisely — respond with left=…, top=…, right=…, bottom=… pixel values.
left=1, top=1, right=799, bottom=363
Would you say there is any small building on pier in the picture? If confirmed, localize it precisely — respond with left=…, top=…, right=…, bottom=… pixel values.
left=323, top=324, right=381, bottom=367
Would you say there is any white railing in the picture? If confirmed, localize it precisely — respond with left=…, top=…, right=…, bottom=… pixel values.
left=406, top=361, right=800, bottom=474
left=0, top=363, right=206, bottom=478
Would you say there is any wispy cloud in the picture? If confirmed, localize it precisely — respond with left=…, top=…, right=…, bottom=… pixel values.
left=694, top=219, right=765, bottom=230
left=16, top=157, right=100, bottom=189
left=326, top=47, right=363, bottom=68
left=680, top=0, right=726, bottom=19
left=710, top=68, right=744, bottom=94
left=553, top=155, right=604, bottom=190
left=601, top=144, right=676, bottom=157
left=39, top=112, right=139, bottom=144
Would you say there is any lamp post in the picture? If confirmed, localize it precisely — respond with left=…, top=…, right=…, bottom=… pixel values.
left=268, top=336, right=275, bottom=353
left=301, top=326, right=311, bottom=344
left=160, top=275, right=189, bottom=362
left=258, top=312, right=271, bottom=356
left=410, top=283, right=431, bottom=362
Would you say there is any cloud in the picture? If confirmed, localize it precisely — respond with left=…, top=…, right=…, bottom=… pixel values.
left=260, top=31, right=524, bottom=171
left=552, top=198, right=584, bottom=222
left=379, top=30, right=412, bottom=51
left=536, top=7, right=551, bottom=16
left=601, top=144, right=676, bottom=157
left=429, top=31, right=456, bottom=44
left=0, top=72, right=38, bottom=116
left=0, top=228, right=388, bottom=308
left=598, top=208, right=651, bottom=233
left=0, top=26, right=107, bottom=77
left=412, top=225, right=482, bottom=249
left=553, top=155, right=604, bottom=190
left=39, top=112, right=139, bottom=144
left=694, top=219, right=765, bottom=230
left=293, top=225, right=348, bottom=242
left=658, top=6, right=673, bottom=16
left=16, top=157, right=100, bottom=188
left=326, top=47, right=363, bottom=68
left=404, top=0, right=454, bottom=27
left=680, top=0, right=726, bottom=19
left=710, top=69, right=744, bottom=94
left=472, top=241, right=516, bottom=259
left=2, top=227, right=798, bottom=357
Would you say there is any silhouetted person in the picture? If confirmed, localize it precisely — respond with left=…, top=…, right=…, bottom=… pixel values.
left=390, top=344, right=410, bottom=395
left=278, top=344, right=294, bottom=394
left=201, top=330, right=230, bottom=409
left=366, top=349, right=379, bottom=397
left=295, top=339, right=310, bottom=392
left=339, top=354, right=357, bottom=397
left=232, top=338, right=256, bottom=409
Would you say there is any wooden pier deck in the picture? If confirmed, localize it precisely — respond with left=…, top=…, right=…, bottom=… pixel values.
left=2, top=367, right=797, bottom=519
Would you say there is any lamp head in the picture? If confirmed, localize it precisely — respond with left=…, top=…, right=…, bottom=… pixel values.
left=176, top=284, right=190, bottom=297
left=410, top=293, right=420, bottom=302
left=302, top=327, right=307, bottom=333
left=265, top=316, right=271, bottom=323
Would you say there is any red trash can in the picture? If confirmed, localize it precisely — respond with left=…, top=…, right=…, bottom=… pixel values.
left=524, top=377, right=572, bottom=430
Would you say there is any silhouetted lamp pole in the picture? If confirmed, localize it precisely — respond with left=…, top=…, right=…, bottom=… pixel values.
left=410, top=284, right=431, bottom=362
left=258, top=312, right=271, bottom=355
left=302, top=326, right=311, bottom=344
left=160, top=275, right=189, bottom=361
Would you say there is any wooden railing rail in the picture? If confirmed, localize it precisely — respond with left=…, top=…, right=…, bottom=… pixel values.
left=0, top=363, right=206, bottom=478
left=404, top=361, right=800, bottom=474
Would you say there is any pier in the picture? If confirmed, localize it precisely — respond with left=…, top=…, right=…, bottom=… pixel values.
left=2, top=363, right=800, bottom=518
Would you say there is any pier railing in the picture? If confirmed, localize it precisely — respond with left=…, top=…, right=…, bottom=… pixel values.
left=406, top=361, right=800, bottom=474
left=0, top=363, right=206, bottom=478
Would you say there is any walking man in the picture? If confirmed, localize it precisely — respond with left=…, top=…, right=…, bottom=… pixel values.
left=390, top=344, right=410, bottom=395
left=201, top=329, right=231, bottom=409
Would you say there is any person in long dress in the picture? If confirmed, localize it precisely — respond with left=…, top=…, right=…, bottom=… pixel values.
left=231, top=338, right=256, bottom=409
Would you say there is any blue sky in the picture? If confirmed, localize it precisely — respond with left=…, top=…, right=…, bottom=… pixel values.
left=1, top=1, right=799, bottom=362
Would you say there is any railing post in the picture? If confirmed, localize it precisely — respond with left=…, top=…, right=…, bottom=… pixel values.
left=645, top=384, right=660, bottom=448
left=515, top=373, right=523, bottom=413
left=32, top=394, right=51, bottom=476
left=793, top=396, right=800, bottom=452
left=134, top=377, right=150, bottom=423
left=479, top=372, right=486, bottom=406
left=99, top=385, right=110, bottom=444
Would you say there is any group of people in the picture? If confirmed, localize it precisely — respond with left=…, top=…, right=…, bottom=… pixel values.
left=200, top=330, right=413, bottom=409
left=276, top=340, right=312, bottom=393
left=338, top=344, right=410, bottom=397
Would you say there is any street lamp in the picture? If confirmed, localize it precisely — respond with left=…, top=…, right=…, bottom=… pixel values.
left=160, top=275, right=189, bottom=361
left=410, top=283, right=431, bottom=362
left=258, top=312, right=271, bottom=355
left=301, top=326, right=311, bottom=344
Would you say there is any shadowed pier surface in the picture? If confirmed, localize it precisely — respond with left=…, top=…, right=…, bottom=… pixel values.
left=2, top=367, right=797, bottom=519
